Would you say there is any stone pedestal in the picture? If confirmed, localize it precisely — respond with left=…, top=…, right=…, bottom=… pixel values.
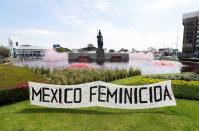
left=96, top=48, right=105, bottom=64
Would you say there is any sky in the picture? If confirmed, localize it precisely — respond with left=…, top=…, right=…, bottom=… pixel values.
left=0, top=0, right=199, bottom=51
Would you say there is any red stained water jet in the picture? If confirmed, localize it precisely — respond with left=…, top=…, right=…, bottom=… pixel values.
left=130, top=52, right=154, bottom=60
left=68, top=63, right=93, bottom=69
left=153, top=60, right=175, bottom=66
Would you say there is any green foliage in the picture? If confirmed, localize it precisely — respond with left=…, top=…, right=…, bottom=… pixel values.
left=46, top=68, right=141, bottom=85
left=145, top=72, right=199, bottom=81
left=128, top=67, right=141, bottom=77
left=113, top=76, right=199, bottom=100
left=109, top=49, right=115, bottom=52
left=55, top=47, right=71, bottom=52
left=172, top=80, right=199, bottom=100
left=0, top=46, right=10, bottom=58
left=28, top=66, right=50, bottom=76
left=0, top=88, right=28, bottom=105
left=28, top=67, right=141, bottom=85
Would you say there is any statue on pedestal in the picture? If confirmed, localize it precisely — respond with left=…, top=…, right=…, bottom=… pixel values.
left=97, top=30, right=103, bottom=49
left=96, top=29, right=104, bottom=64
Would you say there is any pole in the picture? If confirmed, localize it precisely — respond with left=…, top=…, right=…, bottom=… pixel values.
left=176, top=31, right=179, bottom=50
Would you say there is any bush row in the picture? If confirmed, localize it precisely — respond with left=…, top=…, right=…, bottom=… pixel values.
left=112, top=76, right=199, bottom=100
left=145, top=72, right=199, bottom=81
left=48, top=67, right=141, bottom=85
left=0, top=88, right=28, bottom=106
left=27, top=66, right=141, bottom=85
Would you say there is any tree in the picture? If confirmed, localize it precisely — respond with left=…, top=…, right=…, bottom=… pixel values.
left=79, top=44, right=97, bottom=52
left=147, top=47, right=157, bottom=52
left=131, top=48, right=137, bottom=53
left=109, top=49, right=115, bottom=53
left=0, top=46, right=10, bottom=58
left=119, top=48, right=128, bottom=52
left=55, top=47, right=72, bottom=52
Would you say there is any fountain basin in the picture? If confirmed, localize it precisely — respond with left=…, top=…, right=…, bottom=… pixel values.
left=68, top=52, right=129, bottom=62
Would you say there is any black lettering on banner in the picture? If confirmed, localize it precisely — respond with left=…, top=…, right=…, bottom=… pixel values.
left=30, top=81, right=174, bottom=107
left=119, top=88, right=123, bottom=104
left=59, top=88, right=62, bottom=103
left=98, top=85, right=106, bottom=102
left=164, top=85, right=172, bottom=100
left=74, top=88, right=82, bottom=103
left=90, top=86, right=97, bottom=102
left=107, top=88, right=118, bottom=103
left=42, top=87, right=50, bottom=102
left=139, top=87, right=147, bottom=103
left=134, top=88, right=138, bottom=104
left=51, top=89, right=58, bottom=103
left=32, top=87, right=42, bottom=101
left=149, top=87, right=153, bottom=103
left=64, top=88, right=72, bottom=103
left=154, top=86, right=162, bottom=102
left=124, top=88, right=132, bottom=104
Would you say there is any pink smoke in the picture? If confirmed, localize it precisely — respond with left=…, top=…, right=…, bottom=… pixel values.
left=153, top=60, right=175, bottom=66
left=43, top=49, right=67, bottom=61
left=130, top=52, right=154, bottom=60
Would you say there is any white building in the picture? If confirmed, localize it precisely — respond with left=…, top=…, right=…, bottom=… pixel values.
left=8, top=39, right=47, bottom=58
left=15, top=45, right=47, bottom=58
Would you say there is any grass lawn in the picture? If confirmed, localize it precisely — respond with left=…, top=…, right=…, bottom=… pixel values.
left=0, top=99, right=198, bottom=131
left=0, top=64, right=46, bottom=89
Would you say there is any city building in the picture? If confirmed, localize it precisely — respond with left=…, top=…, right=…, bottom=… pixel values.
left=182, top=10, right=199, bottom=57
left=15, top=45, right=47, bottom=58
left=8, top=39, right=47, bottom=58
left=159, top=48, right=178, bottom=56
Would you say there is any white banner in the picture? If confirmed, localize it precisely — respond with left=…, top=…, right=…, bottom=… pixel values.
left=28, top=81, right=176, bottom=109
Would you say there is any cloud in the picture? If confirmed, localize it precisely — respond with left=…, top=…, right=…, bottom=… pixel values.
left=23, top=28, right=63, bottom=36
left=0, top=0, right=185, bottom=51
left=0, top=28, right=66, bottom=46
left=93, top=0, right=112, bottom=12
left=85, top=23, right=182, bottom=51
left=135, top=0, right=192, bottom=12
left=0, top=24, right=182, bottom=51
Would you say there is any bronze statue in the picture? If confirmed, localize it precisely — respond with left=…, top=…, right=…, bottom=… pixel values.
left=97, top=30, right=103, bottom=49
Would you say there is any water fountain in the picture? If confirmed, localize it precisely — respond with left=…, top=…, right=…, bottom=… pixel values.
left=68, top=63, right=93, bottom=69
left=13, top=30, right=195, bottom=74
left=14, top=47, right=184, bottom=74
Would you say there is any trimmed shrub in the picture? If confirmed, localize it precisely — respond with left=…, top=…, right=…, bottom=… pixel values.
left=145, top=72, right=199, bottom=81
left=112, top=76, right=199, bottom=100
left=0, top=46, right=10, bottom=58
left=36, top=67, right=142, bottom=85
left=0, top=82, right=36, bottom=106
left=0, top=88, right=28, bottom=106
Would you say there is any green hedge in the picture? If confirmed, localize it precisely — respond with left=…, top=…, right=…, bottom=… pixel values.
left=172, top=80, right=199, bottom=100
left=29, top=67, right=141, bottom=85
left=145, top=72, right=199, bottom=81
left=0, top=88, right=28, bottom=106
left=112, top=76, right=199, bottom=100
